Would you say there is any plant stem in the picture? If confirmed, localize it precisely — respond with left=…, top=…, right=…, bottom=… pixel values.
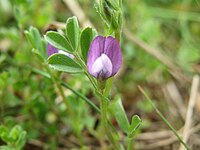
left=100, top=92, right=120, bottom=150
left=61, top=82, right=118, bottom=138
left=115, top=29, right=121, bottom=42
left=138, top=86, right=190, bottom=150
left=74, top=53, right=98, bottom=90
left=74, top=53, right=119, bottom=149
left=104, top=77, right=114, bottom=97
left=61, top=82, right=101, bottom=113
left=127, top=137, right=134, bottom=150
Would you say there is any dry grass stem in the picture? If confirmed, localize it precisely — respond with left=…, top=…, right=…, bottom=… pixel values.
left=179, top=75, right=200, bottom=150
left=137, top=130, right=172, bottom=140
left=137, top=123, right=200, bottom=149
left=165, top=81, right=186, bottom=119
left=137, top=136, right=177, bottom=150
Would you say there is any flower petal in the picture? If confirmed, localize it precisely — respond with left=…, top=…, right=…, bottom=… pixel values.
left=91, top=54, right=112, bottom=79
left=47, top=43, right=59, bottom=57
left=87, top=35, right=122, bottom=79
left=104, top=36, right=122, bottom=76
left=87, top=36, right=106, bottom=74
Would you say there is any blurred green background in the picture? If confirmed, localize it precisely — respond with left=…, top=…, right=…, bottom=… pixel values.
left=0, top=0, right=200, bottom=149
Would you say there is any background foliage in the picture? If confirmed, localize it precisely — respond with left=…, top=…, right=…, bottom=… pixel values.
left=0, top=0, right=200, bottom=149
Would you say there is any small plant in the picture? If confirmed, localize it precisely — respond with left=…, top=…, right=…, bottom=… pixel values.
left=0, top=0, right=196, bottom=149
left=23, top=0, right=190, bottom=149
left=0, top=125, right=27, bottom=150
left=25, top=0, right=141, bottom=149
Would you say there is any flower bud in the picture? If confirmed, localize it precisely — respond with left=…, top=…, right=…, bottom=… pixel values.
left=87, top=36, right=122, bottom=80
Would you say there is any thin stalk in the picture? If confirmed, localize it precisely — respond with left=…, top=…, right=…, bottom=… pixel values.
left=73, top=53, right=119, bottom=148
left=0, top=92, right=5, bottom=118
left=74, top=53, right=98, bottom=90
left=96, top=28, right=122, bottom=149
left=100, top=92, right=120, bottom=150
left=61, top=82, right=101, bottom=113
left=127, top=137, right=134, bottom=150
left=62, top=81, right=119, bottom=137
left=61, top=82, right=119, bottom=137
left=85, top=71, right=98, bottom=90
left=115, top=29, right=121, bottom=42
left=138, top=86, right=190, bottom=150
left=104, top=77, right=114, bottom=97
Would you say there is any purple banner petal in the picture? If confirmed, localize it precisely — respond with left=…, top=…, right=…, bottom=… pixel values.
left=87, top=36, right=122, bottom=79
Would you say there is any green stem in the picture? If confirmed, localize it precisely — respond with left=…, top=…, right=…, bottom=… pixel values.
left=0, top=92, right=4, bottom=118
left=74, top=53, right=98, bottom=90
left=115, top=29, right=121, bottom=42
left=104, top=77, right=114, bottom=97
left=100, top=93, right=120, bottom=150
left=70, top=53, right=119, bottom=148
left=138, top=86, right=190, bottom=150
left=127, top=137, right=134, bottom=150
left=96, top=28, right=122, bottom=149
left=62, top=81, right=119, bottom=138
left=61, top=82, right=101, bottom=113
left=61, top=82, right=119, bottom=138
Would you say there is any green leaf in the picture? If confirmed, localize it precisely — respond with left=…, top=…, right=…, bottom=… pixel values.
left=48, top=54, right=83, bottom=73
left=0, top=125, right=9, bottom=143
left=9, top=125, right=21, bottom=141
left=80, top=27, right=97, bottom=62
left=15, top=131, right=26, bottom=149
left=24, top=27, right=47, bottom=60
left=8, top=125, right=26, bottom=149
left=66, top=16, right=80, bottom=51
left=25, top=27, right=40, bottom=49
left=0, top=125, right=27, bottom=149
left=111, top=99, right=130, bottom=134
left=45, top=31, right=73, bottom=53
left=24, top=31, right=35, bottom=49
left=110, top=12, right=119, bottom=30
left=129, top=115, right=141, bottom=138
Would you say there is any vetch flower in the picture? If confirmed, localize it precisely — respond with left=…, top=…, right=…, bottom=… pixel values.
left=87, top=36, right=122, bottom=80
left=47, top=43, right=74, bottom=59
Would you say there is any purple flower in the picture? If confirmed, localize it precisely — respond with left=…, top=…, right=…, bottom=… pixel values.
left=47, top=43, right=74, bottom=59
left=47, top=43, right=59, bottom=57
left=87, top=36, right=122, bottom=80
